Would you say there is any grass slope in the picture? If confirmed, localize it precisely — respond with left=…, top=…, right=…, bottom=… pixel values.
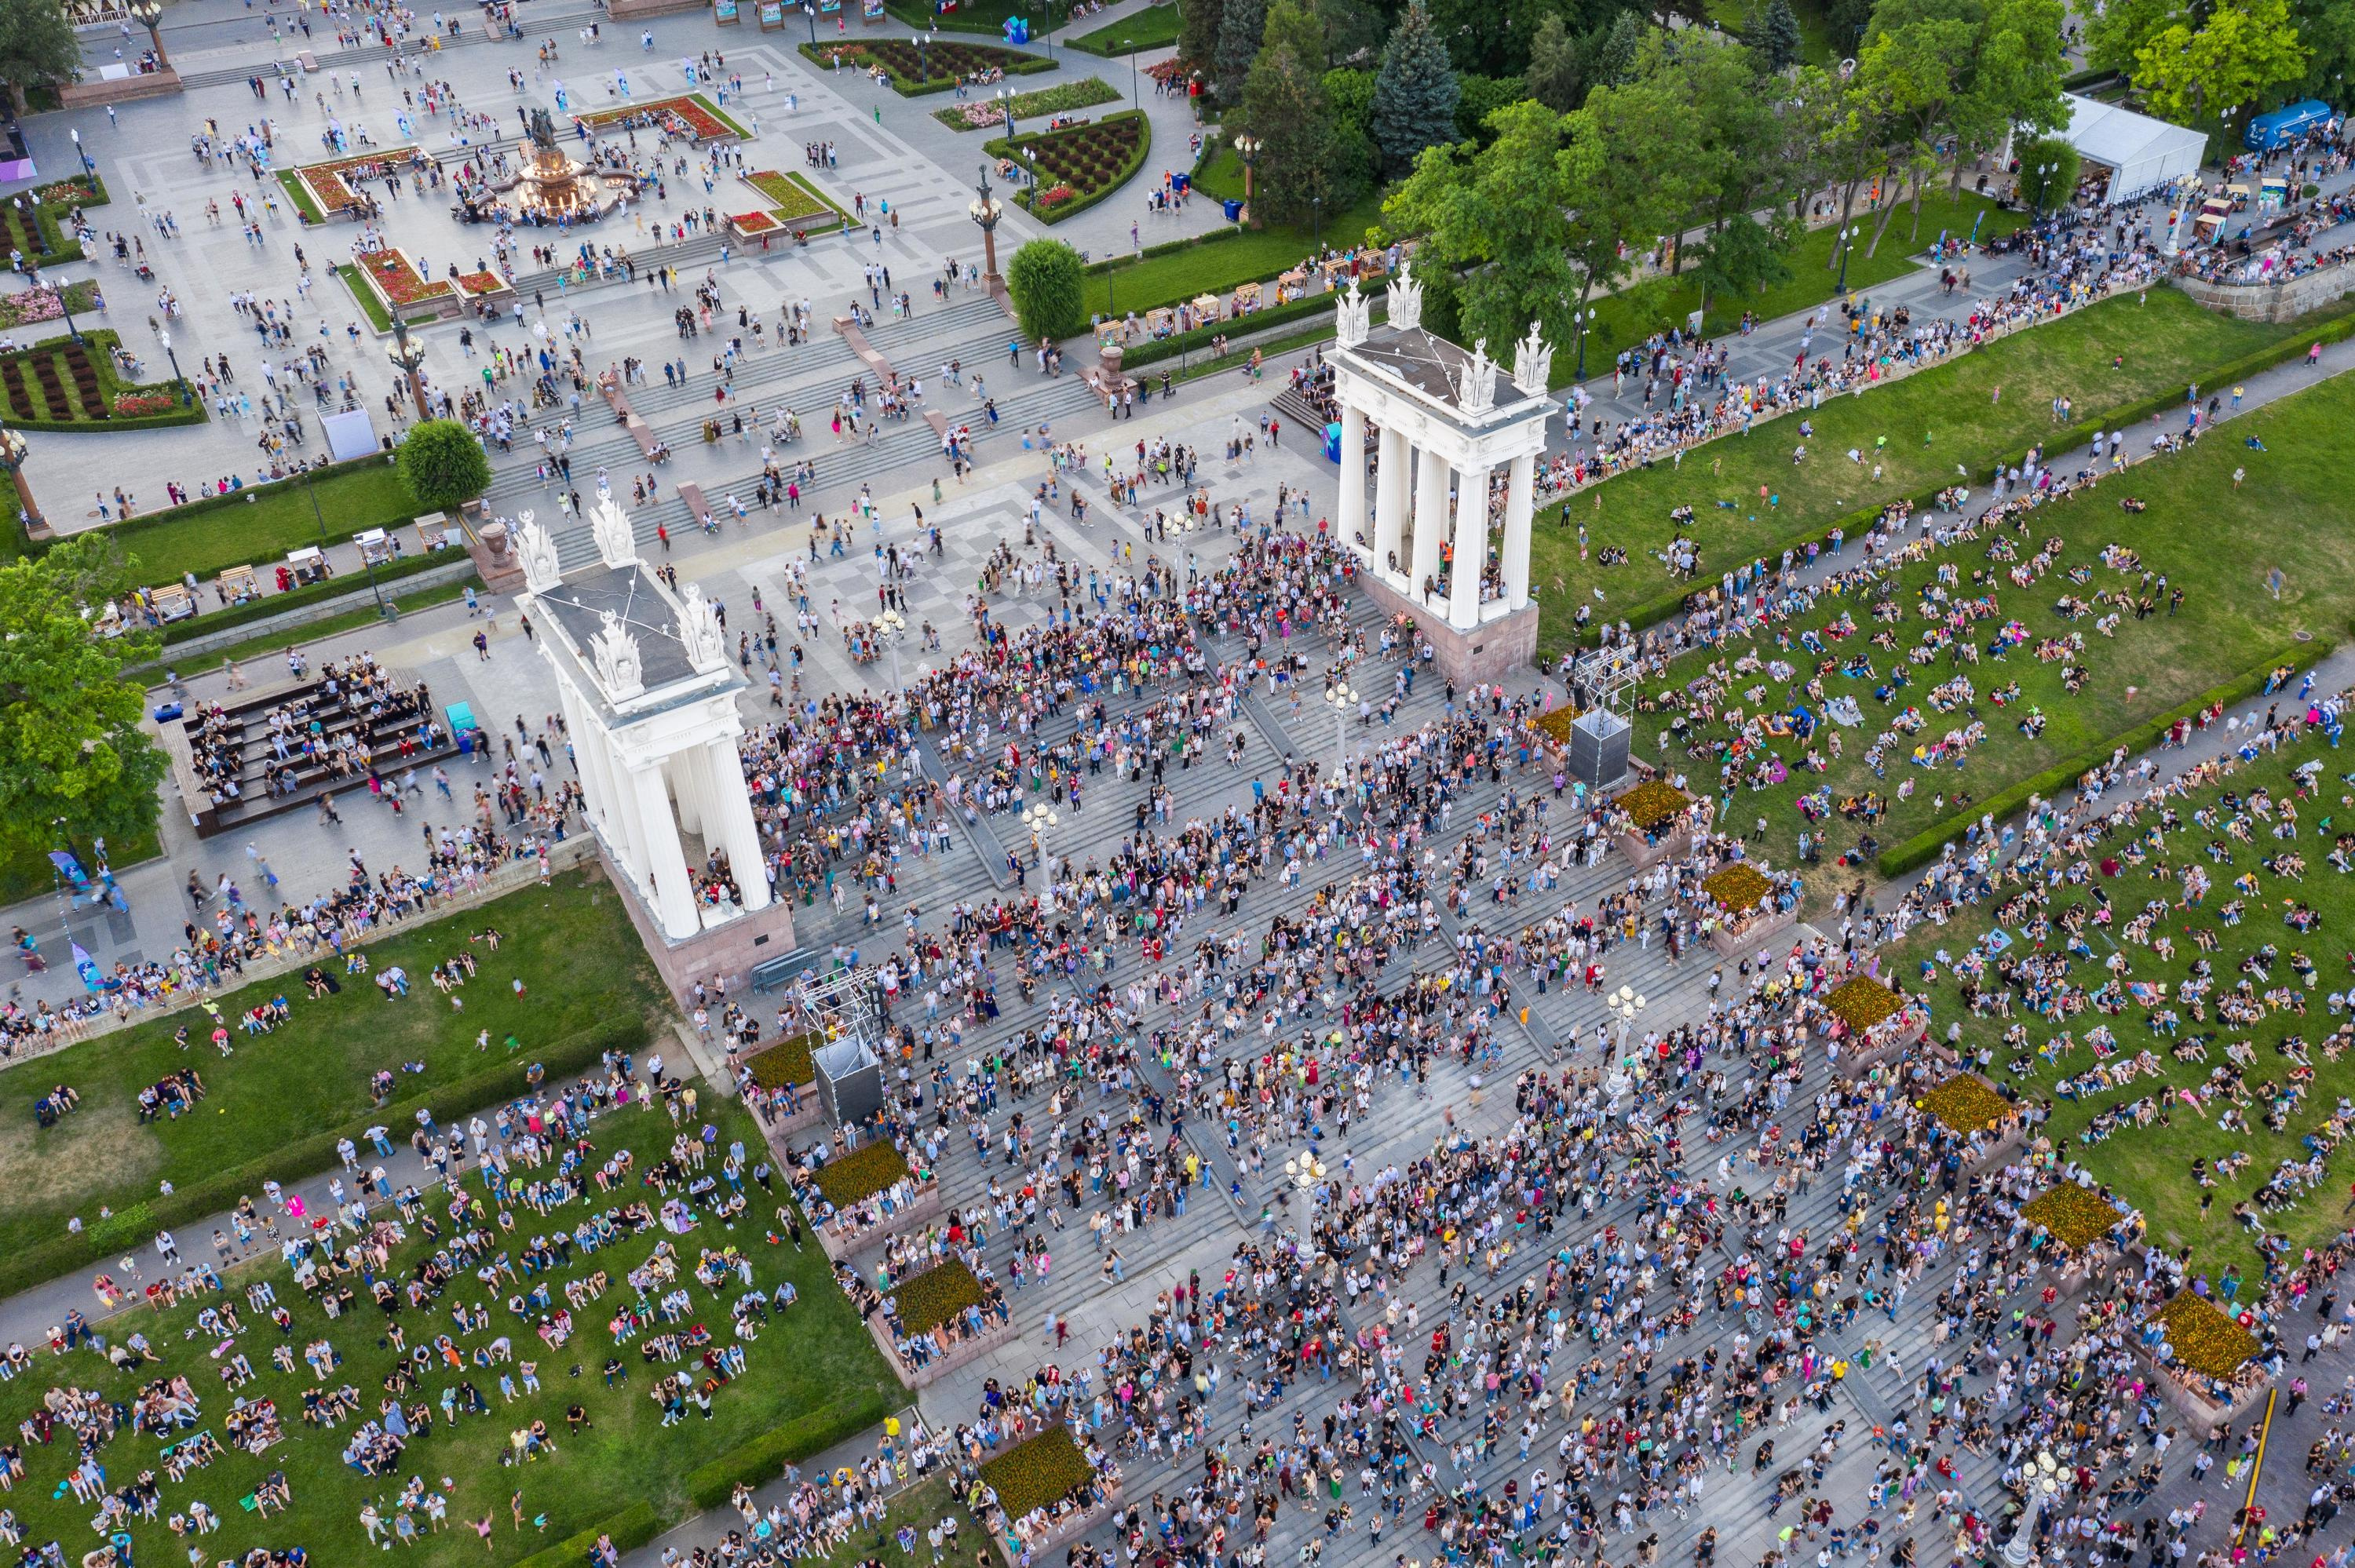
left=1068, top=2, right=1181, bottom=53
left=87, top=461, right=419, bottom=586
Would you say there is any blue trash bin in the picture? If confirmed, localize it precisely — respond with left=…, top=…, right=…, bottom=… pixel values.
left=1222, top=198, right=1242, bottom=222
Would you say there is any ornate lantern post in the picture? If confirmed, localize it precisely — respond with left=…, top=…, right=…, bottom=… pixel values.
left=969, top=164, right=1004, bottom=288
left=388, top=315, right=430, bottom=418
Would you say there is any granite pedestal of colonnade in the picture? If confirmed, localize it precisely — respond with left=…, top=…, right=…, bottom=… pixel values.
left=513, top=492, right=796, bottom=1000
left=1327, top=264, right=1555, bottom=687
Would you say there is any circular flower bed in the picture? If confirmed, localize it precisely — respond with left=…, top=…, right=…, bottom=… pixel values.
left=1617, top=779, right=1689, bottom=832
left=2149, top=1292, right=2260, bottom=1380
left=1919, top=1073, right=2011, bottom=1136
left=2021, top=1183, right=2126, bottom=1252
left=1824, top=974, right=1904, bottom=1033
left=1702, top=863, right=1771, bottom=911
left=890, top=1260, right=988, bottom=1336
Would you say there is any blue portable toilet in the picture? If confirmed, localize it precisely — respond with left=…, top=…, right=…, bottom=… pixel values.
left=2245, top=99, right=2333, bottom=151
left=1324, top=422, right=1342, bottom=462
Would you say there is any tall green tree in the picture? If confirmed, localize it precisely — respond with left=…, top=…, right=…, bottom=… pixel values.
left=1212, top=0, right=1269, bottom=103
left=1692, top=210, right=1795, bottom=319
left=1454, top=73, right=1526, bottom=143
left=2133, top=0, right=2309, bottom=126
left=1372, top=1, right=1463, bottom=170
left=396, top=420, right=493, bottom=513
left=1382, top=98, right=1582, bottom=353
left=1590, top=10, right=1648, bottom=86
left=1179, top=0, right=1228, bottom=67
left=1424, top=0, right=1516, bottom=75
left=0, top=535, right=166, bottom=859
left=1005, top=239, right=1087, bottom=341
left=1759, top=0, right=1804, bottom=69
left=2287, top=0, right=2355, bottom=103
left=2085, top=0, right=2187, bottom=79
left=1309, top=0, right=1384, bottom=66
left=1824, top=0, right=1875, bottom=55
left=1234, top=0, right=1338, bottom=224
left=2010, top=134, right=2082, bottom=213
left=0, top=0, right=78, bottom=113
left=1524, top=11, right=1584, bottom=108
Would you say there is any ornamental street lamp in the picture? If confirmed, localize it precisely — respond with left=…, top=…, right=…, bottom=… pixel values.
left=128, top=0, right=170, bottom=69
left=1232, top=133, right=1259, bottom=210
left=2001, top=1453, right=2062, bottom=1567
left=388, top=314, right=429, bottom=418
left=1324, top=680, right=1356, bottom=775
left=874, top=605, right=906, bottom=692
left=1020, top=800, right=1057, bottom=873
left=969, top=164, right=1004, bottom=286
left=158, top=326, right=192, bottom=406
left=70, top=128, right=93, bottom=180
left=1124, top=43, right=1137, bottom=107
left=0, top=426, right=46, bottom=538
left=1834, top=224, right=1857, bottom=294
left=1572, top=307, right=1588, bottom=384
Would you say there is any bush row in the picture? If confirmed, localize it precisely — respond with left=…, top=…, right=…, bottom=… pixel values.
left=683, top=1390, right=896, bottom=1511
left=1576, top=297, right=2355, bottom=647
left=0, top=1012, right=649, bottom=1300
left=1875, top=627, right=2347, bottom=877
left=1085, top=222, right=1241, bottom=275
left=510, top=1501, right=660, bottom=1568
left=1120, top=291, right=1338, bottom=370
left=995, top=111, right=1152, bottom=226
left=155, top=549, right=465, bottom=647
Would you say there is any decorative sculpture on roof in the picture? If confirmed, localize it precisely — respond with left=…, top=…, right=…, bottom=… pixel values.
left=591, top=608, right=645, bottom=701
left=677, top=582, right=728, bottom=673
left=590, top=487, right=636, bottom=569
left=1511, top=320, right=1554, bottom=397
left=515, top=509, right=560, bottom=593
left=1386, top=261, right=1422, bottom=334
left=1334, top=276, right=1371, bottom=349
left=1457, top=338, right=1498, bottom=418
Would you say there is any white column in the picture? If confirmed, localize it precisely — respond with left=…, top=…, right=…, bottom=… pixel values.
left=1448, top=463, right=1491, bottom=631
left=670, top=747, right=706, bottom=839
left=1374, top=425, right=1408, bottom=582
left=630, top=761, right=703, bottom=940
left=704, top=736, right=773, bottom=911
left=1409, top=445, right=1449, bottom=600
left=1338, top=404, right=1368, bottom=557
left=1504, top=450, right=1536, bottom=611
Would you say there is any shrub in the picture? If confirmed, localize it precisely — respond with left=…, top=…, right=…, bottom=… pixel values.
left=811, top=1140, right=911, bottom=1208
left=1006, top=239, right=1089, bottom=342
left=396, top=418, right=492, bottom=513
left=980, top=1426, right=1095, bottom=1520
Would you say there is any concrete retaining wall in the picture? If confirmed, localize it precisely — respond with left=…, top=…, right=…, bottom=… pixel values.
left=2171, top=264, right=2355, bottom=323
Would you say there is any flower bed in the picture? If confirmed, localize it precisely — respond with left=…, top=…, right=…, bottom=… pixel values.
left=1532, top=706, right=1579, bottom=746
left=1919, top=1073, right=2011, bottom=1136
left=293, top=151, right=420, bottom=218
left=1145, top=58, right=1192, bottom=85
left=454, top=269, right=509, bottom=297
left=356, top=247, right=453, bottom=307
left=579, top=93, right=747, bottom=141
left=979, top=1426, right=1095, bottom=1522
left=36, top=175, right=106, bottom=208
left=798, top=38, right=1052, bottom=94
left=1701, top=863, right=1771, bottom=912
left=112, top=391, right=178, bottom=416
left=2022, top=1183, right=2126, bottom=1253
left=743, top=170, right=845, bottom=230
left=891, top=1260, right=987, bottom=1336
left=932, top=76, right=1118, bottom=130
left=811, top=1140, right=911, bottom=1209
left=731, top=210, right=780, bottom=236
left=2149, top=1293, right=2260, bottom=1379
left=1618, top=779, right=1689, bottom=832
left=0, top=279, right=99, bottom=332
left=1824, top=975, right=1904, bottom=1033
left=987, top=111, right=1152, bottom=224
left=746, top=1034, right=820, bottom=1091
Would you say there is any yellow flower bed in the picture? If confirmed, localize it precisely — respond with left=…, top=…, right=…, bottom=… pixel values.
left=1825, top=975, right=1904, bottom=1033
left=746, top=1033, right=822, bottom=1090
left=1703, top=863, right=1772, bottom=911
left=1618, top=779, right=1689, bottom=832
left=2149, top=1293, right=2260, bottom=1380
left=980, top=1424, right=1095, bottom=1521
left=2021, top=1183, right=2124, bottom=1252
left=891, top=1259, right=988, bottom=1336
left=1919, top=1073, right=2011, bottom=1135
left=811, top=1140, right=911, bottom=1209
left=1532, top=706, right=1580, bottom=746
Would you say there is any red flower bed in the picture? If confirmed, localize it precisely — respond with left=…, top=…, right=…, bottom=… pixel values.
left=581, top=94, right=739, bottom=141
left=299, top=153, right=413, bottom=215
left=112, top=391, right=178, bottom=417
left=357, top=248, right=453, bottom=306
left=730, top=210, right=779, bottom=234
left=455, top=270, right=508, bottom=297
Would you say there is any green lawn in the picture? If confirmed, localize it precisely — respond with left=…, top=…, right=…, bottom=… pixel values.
left=1083, top=191, right=1385, bottom=318
left=152, top=578, right=472, bottom=679
left=0, top=868, right=668, bottom=1297
left=1530, top=287, right=2346, bottom=661
left=274, top=166, right=327, bottom=224
left=0, top=1085, right=900, bottom=1568
left=334, top=262, right=444, bottom=334
left=1579, top=192, right=2028, bottom=377
left=0, top=823, right=163, bottom=905
left=1068, top=2, right=1181, bottom=53
left=1883, top=730, right=2355, bottom=1296
left=93, top=458, right=420, bottom=586
left=1703, top=0, right=1840, bottom=63
left=1632, top=361, right=2355, bottom=890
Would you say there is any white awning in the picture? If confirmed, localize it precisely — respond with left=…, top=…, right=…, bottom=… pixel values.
left=2060, top=94, right=2207, bottom=205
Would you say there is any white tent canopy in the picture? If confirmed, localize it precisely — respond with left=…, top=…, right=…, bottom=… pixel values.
left=2058, top=93, right=2208, bottom=206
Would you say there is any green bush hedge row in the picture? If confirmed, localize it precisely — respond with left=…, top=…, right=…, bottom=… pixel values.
left=510, top=1501, right=660, bottom=1568
left=683, top=1390, right=896, bottom=1511
left=1875, top=628, right=2347, bottom=877
left=1085, top=223, right=1241, bottom=275
left=993, top=109, right=1152, bottom=226
left=0, top=1012, right=649, bottom=1301
left=1120, top=291, right=1339, bottom=370
left=1580, top=301, right=2355, bottom=647
left=54, top=452, right=400, bottom=556
left=155, top=549, right=463, bottom=647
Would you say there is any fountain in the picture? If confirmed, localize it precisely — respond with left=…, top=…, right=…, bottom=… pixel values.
left=457, top=108, right=639, bottom=225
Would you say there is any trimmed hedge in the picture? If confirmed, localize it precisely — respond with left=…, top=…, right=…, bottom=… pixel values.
left=510, top=1501, right=660, bottom=1568
left=1875, top=627, right=2347, bottom=877
left=0, top=1012, right=648, bottom=1301
left=1122, top=291, right=1340, bottom=370
left=156, top=548, right=466, bottom=647
left=1086, top=223, right=1243, bottom=275
left=683, top=1391, right=894, bottom=1510
left=0, top=328, right=208, bottom=432
left=1570, top=299, right=2355, bottom=647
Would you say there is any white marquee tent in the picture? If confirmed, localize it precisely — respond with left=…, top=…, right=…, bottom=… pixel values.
left=2058, top=93, right=2208, bottom=206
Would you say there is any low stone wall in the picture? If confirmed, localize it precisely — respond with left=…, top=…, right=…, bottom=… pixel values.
left=2171, top=264, right=2355, bottom=323
left=1710, top=903, right=1798, bottom=960
left=813, top=1182, right=944, bottom=1264
left=993, top=1481, right=1125, bottom=1568
left=867, top=1308, right=1017, bottom=1390
left=60, top=67, right=180, bottom=106
left=1615, top=822, right=1692, bottom=871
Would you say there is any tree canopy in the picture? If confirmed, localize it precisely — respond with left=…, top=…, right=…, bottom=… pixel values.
left=1371, top=1, right=1462, bottom=173
left=1005, top=239, right=1087, bottom=342
left=396, top=420, right=495, bottom=515
left=0, top=0, right=79, bottom=110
